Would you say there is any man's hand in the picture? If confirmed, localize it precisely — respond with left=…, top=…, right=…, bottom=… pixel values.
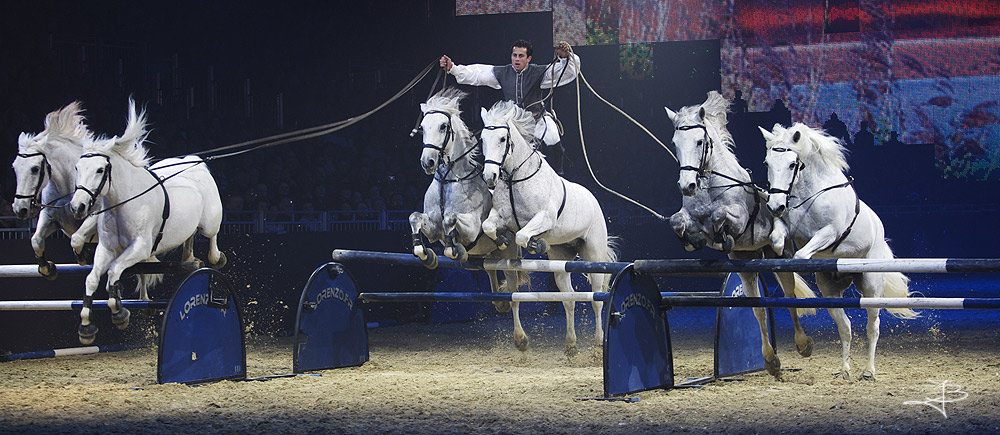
left=555, top=41, right=572, bottom=58
left=439, top=55, right=453, bottom=72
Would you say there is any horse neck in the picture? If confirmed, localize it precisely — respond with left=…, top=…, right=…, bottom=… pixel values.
left=796, top=152, right=846, bottom=195
left=503, top=126, right=537, bottom=173
left=447, top=125, right=477, bottom=173
left=705, top=128, right=747, bottom=183
left=41, top=139, right=85, bottom=196
left=103, top=154, right=153, bottom=204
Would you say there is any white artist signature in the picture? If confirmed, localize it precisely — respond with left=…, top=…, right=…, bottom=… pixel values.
left=903, top=380, right=969, bottom=418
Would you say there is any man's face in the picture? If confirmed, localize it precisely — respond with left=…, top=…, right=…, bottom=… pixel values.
left=511, top=46, right=531, bottom=72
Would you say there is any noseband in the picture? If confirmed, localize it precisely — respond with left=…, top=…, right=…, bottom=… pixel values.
left=75, top=153, right=112, bottom=214
left=13, top=151, right=51, bottom=209
left=676, top=123, right=713, bottom=178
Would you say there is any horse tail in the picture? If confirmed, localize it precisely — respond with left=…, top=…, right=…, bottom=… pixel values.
left=791, top=273, right=817, bottom=317
left=883, top=271, right=919, bottom=319
left=136, top=255, right=165, bottom=298
left=604, top=235, right=621, bottom=263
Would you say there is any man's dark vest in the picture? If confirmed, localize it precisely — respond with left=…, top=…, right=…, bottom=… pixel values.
left=493, top=63, right=549, bottom=118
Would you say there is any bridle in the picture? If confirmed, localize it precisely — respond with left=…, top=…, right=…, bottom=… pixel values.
left=420, top=110, right=455, bottom=163
left=13, top=151, right=52, bottom=211
left=765, top=146, right=804, bottom=208
left=74, top=153, right=112, bottom=214
left=482, top=122, right=556, bottom=229
left=675, top=123, right=713, bottom=179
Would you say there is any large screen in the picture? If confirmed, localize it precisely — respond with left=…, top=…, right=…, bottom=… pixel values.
left=458, top=0, right=1000, bottom=180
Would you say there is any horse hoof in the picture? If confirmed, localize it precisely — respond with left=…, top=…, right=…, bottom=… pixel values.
left=454, top=245, right=468, bottom=263
left=211, top=252, right=227, bottom=270
left=515, top=336, right=529, bottom=352
left=78, top=323, right=98, bottom=345
left=527, top=238, right=547, bottom=255
left=492, top=301, right=511, bottom=313
left=765, top=355, right=782, bottom=378
left=834, top=370, right=851, bottom=381
left=421, top=250, right=438, bottom=269
left=112, top=307, right=131, bottom=330
left=859, top=370, right=876, bottom=382
left=683, top=243, right=698, bottom=252
left=443, top=246, right=455, bottom=259
left=496, top=232, right=514, bottom=251
left=565, top=345, right=579, bottom=358
left=76, top=243, right=97, bottom=265
left=721, top=234, right=735, bottom=253
left=39, top=262, right=59, bottom=281
left=797, top=337, right=815, bottom=357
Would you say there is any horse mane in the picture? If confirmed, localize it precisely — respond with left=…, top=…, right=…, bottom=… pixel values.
left=424, top=87, right=478, bottom=158
left=784, top=123, right=850, bottom=172
left=676, top=91, right=736, bottom=155
left=85, top=99, right=151, bottom=168
left=483, top=100, right=534, bottom=140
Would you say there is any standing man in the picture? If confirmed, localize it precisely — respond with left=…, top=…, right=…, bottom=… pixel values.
left=440, top=40, right=580, bottom=174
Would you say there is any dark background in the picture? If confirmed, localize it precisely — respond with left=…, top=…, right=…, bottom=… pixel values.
left=2, top=1, right=997, bottom=353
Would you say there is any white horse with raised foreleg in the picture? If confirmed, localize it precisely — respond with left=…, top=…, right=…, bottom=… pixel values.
left=761, top=122, right=917, bottom=381
left=68, top=99, right=226, bottom=344
left=410, top=87, right=524, bottom=314
left=480, top=100, right=617, bottom=356
left=12, top=102, right=100, bottom=278
left=665, top=91, right=816, bottom=379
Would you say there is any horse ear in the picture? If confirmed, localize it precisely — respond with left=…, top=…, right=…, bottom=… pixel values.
left=792, top=130, right=801, bottom=143
left=664, top=107, right=677, bottom=122
left=480, top=107, right=488, bottom=121
left=698, top=107, right=706, bottom=120
left=758, top=126, right=775, bottom=142
left=420, top=103, right=427, bottom=113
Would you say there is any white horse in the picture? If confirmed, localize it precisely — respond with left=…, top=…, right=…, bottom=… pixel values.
left=12, top=102, right=100, bottom=278
left=761, top=122, right=917, bottom=381
left=68, top=99, right=226, bottom=345
left=410, top=87, right=524, bottom=314
left=480, top=100, right=617, bottom=356
left=665, top=91, right=816, bottom=379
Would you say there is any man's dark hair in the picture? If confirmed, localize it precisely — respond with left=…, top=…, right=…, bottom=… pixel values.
left=512, top=39, right=533, bottom=57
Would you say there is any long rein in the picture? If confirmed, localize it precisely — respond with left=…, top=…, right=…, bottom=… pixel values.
left=70, top=59, right=442, bottom=217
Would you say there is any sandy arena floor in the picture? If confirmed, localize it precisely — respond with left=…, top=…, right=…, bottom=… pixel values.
left=2, top=306, right=1000, bottom=434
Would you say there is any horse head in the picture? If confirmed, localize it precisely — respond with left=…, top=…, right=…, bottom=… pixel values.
left=665, top=91, right=732, bottom=196
left=12, top=132, right=49, bottom=219
left=70, top=99, right=149, bottom=220
left=762, top=122, right=850, bottom=217
left=479, top=101, right=533, bottom=189
left=418, top=88, right=469, bottom=175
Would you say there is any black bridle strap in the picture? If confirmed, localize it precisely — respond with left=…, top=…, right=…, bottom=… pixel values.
left=13, top=152, right=51, bottom=207
left=75, top=153, right=112, bottom=213
left=828, top=187, right=860, bottom=253
left=145, top=168, right=171, bottom=254
left=421, top=110, right=454, bottom=154
left=675, top=124, right=712, bottom=175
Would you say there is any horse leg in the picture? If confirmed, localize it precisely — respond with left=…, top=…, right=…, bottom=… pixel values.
left=71, top=215, right=100, bottom=265
left=79, top=246, right=113, bottom=344
left=408, top=211, right=441, bottom=268
left=816, top=271, right=855, bottom=380
left=30, top=211, right=60, bottom=280
left=514, top=213, right=555, bottom=255
left=774, top=271, right=815, bottom=357
left=104, top=244, right=153, bottom=331
left=546, top=245, right=578, bottom=356
left=792, top=226, right=840, bottom=260
left=856, top=272, right=886, bottom=381
left=486, top=270, right=511, bottom=313
left=741, top=270, right=780, bottom=377
left=770, top=218, right=790, bottom=258
left=511, top=298, right=528, bottom=352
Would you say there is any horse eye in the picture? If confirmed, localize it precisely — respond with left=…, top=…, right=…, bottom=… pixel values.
left=696, top=139, right=704, bottom=146
left=439, top=124, right=447, bottom=132
left=788, top=162, right=796, bottom=169
left=500, top=137, right=506, bottom=143
left=31, top=166, right=40, bottom=174
left=96, top=167, right=105, bottom=174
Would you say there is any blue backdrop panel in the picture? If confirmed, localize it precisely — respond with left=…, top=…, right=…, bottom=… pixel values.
left=294, top=263, right=368, bottom=373
left=158, top=268, right=246, bottom=384
left=715, top=273, right=773, bottom=378
left=430, top=269, right=492, bottom=323
left=603, top=265, right=672, bottom=397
